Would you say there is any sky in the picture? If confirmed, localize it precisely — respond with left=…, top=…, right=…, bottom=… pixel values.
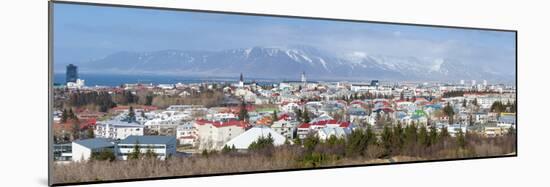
left=53, top=3, right=516, bottom=74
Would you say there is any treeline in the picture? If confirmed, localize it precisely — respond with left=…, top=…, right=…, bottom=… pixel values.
left=64, top=88, right=226, bottom=112
left=53, top=126, right=516, bottom=184
left=113, top=90, right=139, bottom=105
left=294, top=108, right=311, bottom=123
left=491, top=101, right=517, bottom=113
left=202, top=123, right=516, bottom=167
left=151, top=91, right=225, bottom=108
left=60, top=108, right=78, bottom=123
left=67, top=91, right=117, bottom=112
left=341, top=92, right=392, bottom=102
left=442, top=90, right=501, bottom=98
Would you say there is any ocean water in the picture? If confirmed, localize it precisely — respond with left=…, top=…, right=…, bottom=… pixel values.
left=53, top=73, right=276, bottom=87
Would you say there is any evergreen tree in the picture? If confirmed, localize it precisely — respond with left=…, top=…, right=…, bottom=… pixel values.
left=127, top=106, right=136, bottom=123
left=381, top=125, right=393, bottom=155
left=221, top=145, right=232, bottom=154
left=144, top=146, right=158, bottom=159
left=303, top=134, right=320, bottom=152
left=145, top=95, right=154, bottom=106
left=129, top=141, right=141, bottom=159
left=418, top=125, right=429, bottom=146
left=392, top=123, right=404, bottom=151
left=491, top=101, right=507, bottom=114
left=326, top=135, right=338, bottom=146
left=86, top=127, right=94, bottom=139
left=507, top=126, right=516, bottom=136
left=456, top=129, right=466, bottom=148
left=201, top=149, right=209, bottom=157
left=365, top=124, right=377, bottom=146
left=439, top=126, right=450, bottom=142
left=295, top=109, right=303, bottom=122
left=61, top=109, right=68, bottom=123
left=404, top=123, right=418, bottom=148
left=293, top=136, right=302, bottom=146
left=91, top=149, right=115, bottom=161
left=428, top=125, right=438, bottom=146
left=239, top=100, right=249, bottom=122
left=248, top=134, right=275, bottom=152
left=345, top=130, right=368, bottom=157
left=272, top=110, right=278, bottom=123
left=68, top=108, right=77, bottom=121
left=443, top=103, right=455, bottom=124
left=303, top=107, right=311, bottom=123
left=71, top=122, right=80, bottom=140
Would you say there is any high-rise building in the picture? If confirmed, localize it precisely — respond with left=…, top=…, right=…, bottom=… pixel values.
left=370, top=80, right=379, bottom=87
left=460, top=80, right=465, bottom=85
left=66, top=64, right=78, bottom=83
left=483, top=80, right=488, bottom=86
left=301, top=71, right=306, bottom=83
left=471, top=80, right=476, bottom=86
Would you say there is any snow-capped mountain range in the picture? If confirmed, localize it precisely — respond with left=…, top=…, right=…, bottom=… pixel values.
left=74, top=46, right=513, bottom=81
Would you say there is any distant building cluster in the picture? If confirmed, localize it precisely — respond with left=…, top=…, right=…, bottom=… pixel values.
left=53, top=71, right=516, bottom=162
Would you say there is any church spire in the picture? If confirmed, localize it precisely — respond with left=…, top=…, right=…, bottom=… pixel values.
left=238, top=73, right=244, bottom=88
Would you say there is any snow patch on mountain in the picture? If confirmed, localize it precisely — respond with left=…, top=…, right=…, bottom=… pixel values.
left=80, top=46, right=510, bottom=81
left=430, top=58, right=445, bottom=72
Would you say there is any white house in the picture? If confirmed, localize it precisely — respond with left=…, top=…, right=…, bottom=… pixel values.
left=144, top=111, right=189, bottom=129
left=194, top=120, right=248, bottom=150
left=157, top=84, right=175, bottom=89
left=317, top=126, right=351, bottom=141
left=67, top=79, right=85, bottom=89
left=280, top=102, right=300, bottom=113
left=117, top=136, right=177, bottom=160
left=94, top=120, right=144, bottom=140
left=297, top=122, right=312, bottom=139
left=206, top=112, right=237, bottom=122
left=350, top=83, right=376, bottom=92
left=225, top=126, right=288, bottom=150
left=296, top=120, right=354, bottom=139
left=395, top=101, right=416, bottom=111
left=176, top=123, right=196, bottom=146
left=271, top=119, right=298, bottom=139
left=71, top=138, right=115, bottom=162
